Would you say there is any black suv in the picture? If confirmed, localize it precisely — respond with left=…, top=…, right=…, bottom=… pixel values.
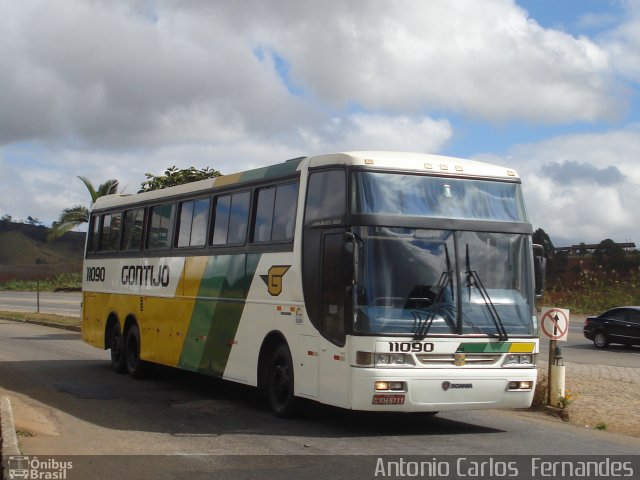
left=583, top=307, right=640, bottom=349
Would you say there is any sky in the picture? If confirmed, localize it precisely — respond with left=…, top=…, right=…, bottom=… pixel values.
left=1, top=0, right=640, bottom=248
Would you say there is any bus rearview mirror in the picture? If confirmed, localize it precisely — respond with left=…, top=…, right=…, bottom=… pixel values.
left=533, top=244, right=546, bottom=299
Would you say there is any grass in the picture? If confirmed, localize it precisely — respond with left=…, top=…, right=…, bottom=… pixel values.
left=0, top=311, right=80, bottom=328
left=545, top=268, right=640, bottom=314
left=0, top=272, right=82, bottom=292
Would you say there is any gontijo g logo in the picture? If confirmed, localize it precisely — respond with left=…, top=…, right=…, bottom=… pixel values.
left=261, top=265, right=291, bottom=296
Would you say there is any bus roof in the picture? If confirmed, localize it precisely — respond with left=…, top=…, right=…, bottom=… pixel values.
left=307, top=151, right=519, bottom=178
left=93, top=151, right=519, bottom=210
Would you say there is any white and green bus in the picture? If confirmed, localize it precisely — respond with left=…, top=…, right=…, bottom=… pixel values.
left=82, top=151, right=544, bottom=416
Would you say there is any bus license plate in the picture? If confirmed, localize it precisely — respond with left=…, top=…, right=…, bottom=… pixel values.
left=372, top=394, right=405, bottom=405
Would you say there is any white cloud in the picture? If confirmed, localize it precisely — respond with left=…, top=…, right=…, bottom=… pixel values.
left=244, top=0, right=619, bottom=123
left=598, top=0, right=640, bottom=82
left=0, top=0, right=312, bottom=147
left=0, top=0, right=625, bottom=151
left=299, top=114, right=452, bottom=154
left=0, top=0, right=637, bottom=234
left=476, top=126, right=640, bottom=246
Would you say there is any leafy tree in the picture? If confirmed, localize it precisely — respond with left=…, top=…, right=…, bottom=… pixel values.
left=532, top=228, right=555, bottom=258
left=48, top=177, right=119, bottom=241
left=593, top=239, right=627, bottom=272
left=578, top=242, right=588, bottom=255
left=138, top=166, right=222, bottom=193
left=26, top=216, right=42, bottom=226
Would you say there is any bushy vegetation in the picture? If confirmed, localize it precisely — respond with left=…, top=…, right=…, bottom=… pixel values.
left=0, top=272, right=82, bottom=291
left=545, top=268, right=640, bottom=314
left=536, top=228, right=640, bottom=314
left=138, top=166, right=221, bottom=192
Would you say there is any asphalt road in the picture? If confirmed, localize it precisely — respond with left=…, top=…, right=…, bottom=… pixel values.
left=0, top=319, right=638, bottom=480
left=538, top=315, right=640, bottom=368
left=0, top=290, right=81, bottom=316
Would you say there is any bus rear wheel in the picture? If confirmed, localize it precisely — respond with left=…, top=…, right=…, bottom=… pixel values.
left=109, top=322, right=126, bottom=374
left=125, top=324, right=150, bottom=379
left=267, top=344, right=297, bottom=417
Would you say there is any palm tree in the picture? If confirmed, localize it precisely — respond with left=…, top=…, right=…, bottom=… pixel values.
left=48, top=177, right=119, bottom=241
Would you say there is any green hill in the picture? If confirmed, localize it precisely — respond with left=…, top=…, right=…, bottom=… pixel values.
left=0, top=220, right=84, bottom=283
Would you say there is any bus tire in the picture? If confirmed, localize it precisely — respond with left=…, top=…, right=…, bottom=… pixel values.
left=125, top=324, right=150, bottom=379
left=267, top=344, right=297, bottom=418
left=109, top=322, right=127, bottom=374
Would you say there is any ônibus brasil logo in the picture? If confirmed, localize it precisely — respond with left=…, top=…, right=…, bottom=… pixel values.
left=8, top=456, right=73, bottom=479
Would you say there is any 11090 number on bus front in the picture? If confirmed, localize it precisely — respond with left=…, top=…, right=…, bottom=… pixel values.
left=388, top=342, right=434, bottom=353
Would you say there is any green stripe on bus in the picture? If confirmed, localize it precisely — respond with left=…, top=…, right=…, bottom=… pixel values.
left=456, top=342, right=511, bottom=353
left=178, top=253, right=261, bottom=376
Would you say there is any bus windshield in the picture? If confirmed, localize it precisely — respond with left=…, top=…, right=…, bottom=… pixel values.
left=353, top=227, right=535, bottom=337
left=352, top=171, right=528, bottom=223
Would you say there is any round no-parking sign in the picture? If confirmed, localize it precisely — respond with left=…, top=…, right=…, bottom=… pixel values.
left=540, top=307, right=570, bottom=341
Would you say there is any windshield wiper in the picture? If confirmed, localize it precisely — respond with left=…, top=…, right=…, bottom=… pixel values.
left=414, top=244, right=454, bottom=339
left=465, top=244, right=509, bottom=342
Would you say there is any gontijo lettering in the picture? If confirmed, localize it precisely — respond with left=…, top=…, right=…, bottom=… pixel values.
left=121, top=265, right=170, bottom=287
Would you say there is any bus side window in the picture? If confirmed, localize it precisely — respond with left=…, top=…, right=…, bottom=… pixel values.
left=228, top=191, right=250, bottom=244
left=272, top=183, right=298, bottom=241
left=252, top=182, right=299, bottom=243
left=88, top=214, right=100, bottom=253
left=211, top=191, right=250, bottom=246
left=122, top=208, right=145, bottom=251
left=177, top=198, right=210, bottom=247
left=253, top=187, right=276, bottom=242
left=305, top=170, right=346, bottom=224
left=99, top=212, right=122, bottom=251
left=147, top=204, right=175, bottom=250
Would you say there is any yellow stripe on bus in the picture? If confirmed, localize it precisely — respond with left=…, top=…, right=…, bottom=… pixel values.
left=508, top=342, right=536, bottom=353
left=140, top=256, right=210, bottom=367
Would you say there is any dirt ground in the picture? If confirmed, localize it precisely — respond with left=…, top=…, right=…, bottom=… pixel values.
left=535, top=362, right=640, bottom=438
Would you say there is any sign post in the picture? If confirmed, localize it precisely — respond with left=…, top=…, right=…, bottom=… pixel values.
left=539, top=307, right=569, bottom=407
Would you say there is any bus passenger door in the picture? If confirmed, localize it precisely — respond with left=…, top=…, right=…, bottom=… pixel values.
left=318, top=231, right=351, bottom=408
left=295, top=333, right=319, bottom=399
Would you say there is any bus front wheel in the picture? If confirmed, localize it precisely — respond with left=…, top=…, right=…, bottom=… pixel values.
left=125, top=324, right=150, bottom=379
left=267, top=344, right=297, bottom=417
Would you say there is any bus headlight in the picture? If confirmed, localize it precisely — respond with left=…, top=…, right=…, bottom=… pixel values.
left=507, top=381, right=533, bottom=391
left=502, top=354, right=536, bottom=367
left=356, top=351, right=415, bottom=367
left=375, top=381, right=407, bottom=391
left=375, top=353, right=415, bottom=366
left=356, top=351, right=373, bottom=365
left=520, top=354, right=534, bottom=364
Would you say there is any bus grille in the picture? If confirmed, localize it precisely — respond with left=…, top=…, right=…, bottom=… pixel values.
left=416, top=353, right=501, bottom=366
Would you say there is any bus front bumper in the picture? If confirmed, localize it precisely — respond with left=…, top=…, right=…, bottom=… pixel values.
left=350, top=367, right=537, bottom=412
